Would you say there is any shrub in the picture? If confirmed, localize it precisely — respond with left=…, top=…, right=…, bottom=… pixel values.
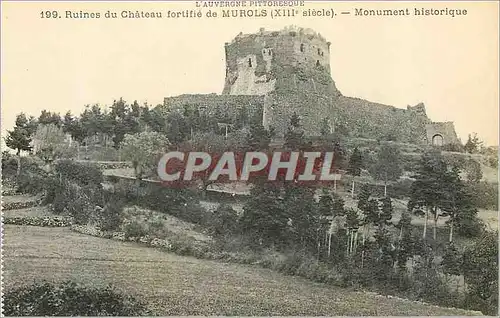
left=1, top=200, right=37, bottom=211
left=123, top=220, right=148, bottom=239
left=55, top=160, right=103, bottom=187
left=3, top=216, right=72, bottom=227
left=97, top=196, right=125, bottom=232
left=2, top=280, right=148, bottom=316
left=441, top=143, right=465, bottom=153
left=16, top=169, right=54, bottom=196
left=462, top=231, right=498, bottom=315
left=52, top=183, right=96, bottom=224
left=467, top=181, right=498, bottom=210
left=1, top=152, right=18, bottom=179
left=209, top=204, right=239, bottom=237
left=456, top=215, right=486, bottom=238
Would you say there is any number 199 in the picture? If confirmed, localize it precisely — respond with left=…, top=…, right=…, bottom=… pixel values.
left=40, top=11, right=59, bottom=18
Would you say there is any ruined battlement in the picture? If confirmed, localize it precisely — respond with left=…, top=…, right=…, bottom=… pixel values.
left=223, top=26, right=337, bottom=96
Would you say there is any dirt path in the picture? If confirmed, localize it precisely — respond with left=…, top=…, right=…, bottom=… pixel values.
left=2, top=225, right=479, bottom=316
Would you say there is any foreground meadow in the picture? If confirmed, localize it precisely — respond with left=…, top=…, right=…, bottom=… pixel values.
left=2, top=225, right=480, bottom=316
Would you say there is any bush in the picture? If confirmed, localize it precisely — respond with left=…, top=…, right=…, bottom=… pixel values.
left=97, top=196, right=125, bottom=232
left=52, top=183, right=97, bottom=224
left=467, top=182, right=498, bottom=210
left=55, top=160, right=103, bottom=187
left=16, top=168, right=54, bottom=196
left=123, top=220, right=148, bottom=239
left=1, top=200, right=37, bottom=211
left=462, top=231, right=498, bottom=315
left=209, top=204, right=239, bottom=237
left=1, top=152, right=18, bottom=179
left=456, top=215, right=486, bottom=238
left=3, top=216, right=72, bottom=227
left=441, top=143, right=465, bottom=153
left=2, top=280, right=148, bottom=316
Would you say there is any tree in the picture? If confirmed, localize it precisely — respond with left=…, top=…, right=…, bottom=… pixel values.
left=5, top=113, right=33, bottom=155
left=63, top=111, right=86, bottom=144
left=395, top=212, right=414, bottom=271
left=210, top=204, right=239, bottom=238
left=165, top=111, right=190, bottom=146
left=347, top=147, right=363, bottom=198
left=441, top=165, right=478, bottom=243
left=370, top=143, right=403, bottom=196
left=377, top=196, right=394, bottom=228
left=185, top=132, right=228, bottom=197
left=357, top=185, right=378, bottom=267
left=462, top=231, right=498, bottom=315
left=464, top=133, right=483, bottom=154
left=345, top=208, right=361, bottom=258
left=318, top=188, right=334, bottom=256
left=408, top=150, right=452, bottom=240
left=240, top=184, right=288, bottom=248
left=106, top=98, right=141, bottom=148
left=141, top=106, right=167, bottom=134
left=38, top=110, right=62, bottom=127
left=120, top=132, right=170, bottom=184
left=464, top=158, right=482, bottom=183
left=331, top=192, right=346, bottom=217
left=246, top=123, right=274, bottom=151
left=33, top=124, right=67, bottom=170
left=5, top=113, right=38, bottom=176
left=441, top=243, right=462, bottom=277
left=284, top=112, right=307, bottom=151
left=284, top=183, right=318, bottom=250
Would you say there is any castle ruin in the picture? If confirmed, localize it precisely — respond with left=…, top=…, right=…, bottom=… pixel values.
left=163, top=26, right=460, bottom=146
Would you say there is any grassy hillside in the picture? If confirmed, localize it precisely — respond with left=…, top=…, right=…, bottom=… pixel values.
left=2, top=225, right=480, bottom=316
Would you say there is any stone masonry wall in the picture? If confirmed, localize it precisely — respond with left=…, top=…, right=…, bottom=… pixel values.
left=263, top=91, right=430, bottom=143
left=425, top=122, right=461, bottom=145
left=163, top=94, right=264, bottom=124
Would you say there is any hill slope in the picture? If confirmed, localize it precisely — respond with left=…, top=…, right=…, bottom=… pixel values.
left=2, top=225, right=481, bottom=316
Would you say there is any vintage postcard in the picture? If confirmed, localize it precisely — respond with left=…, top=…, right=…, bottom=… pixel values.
left=1, top=0, right=498, bottom=316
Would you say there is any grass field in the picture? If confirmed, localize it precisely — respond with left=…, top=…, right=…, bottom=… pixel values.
left=2, top=206, right=53, bottom=218
left=2, top=225, right=480, bottom=316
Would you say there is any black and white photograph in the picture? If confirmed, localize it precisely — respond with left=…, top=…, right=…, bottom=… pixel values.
left=1, top=1, right=498, bottom=316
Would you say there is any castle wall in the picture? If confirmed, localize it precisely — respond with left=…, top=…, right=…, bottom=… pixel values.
left=425, top=122, right=461, bottom=145
left=263, top=91, right=430, bottom=143
left=163, top=94, right=264, bottom=124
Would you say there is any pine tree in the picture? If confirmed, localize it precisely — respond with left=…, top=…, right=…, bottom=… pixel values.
left=395, top=212, right=413, bottom=271
left=408, top=150, right=448, bottom=240
left=246, top=123, right=274, bottom=151
left=347, top=147, right=363, bottom=197
left=441, top=165, right=478, bottom=243
left=284, top=112, right=306, bottom=151
left=38, top=110, right=62, bottom=127
left=345, top=208, right=361, bottom=257
left=464, top=133, right=483, bottom=154
left=369, top=144, right=402, bottom=196
left=240, top=184, right=289, bottom=248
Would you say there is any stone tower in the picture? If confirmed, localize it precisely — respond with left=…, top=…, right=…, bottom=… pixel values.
left=222, top=26, right=340, bottom=97
left=221, top=26, right=342, bottom=136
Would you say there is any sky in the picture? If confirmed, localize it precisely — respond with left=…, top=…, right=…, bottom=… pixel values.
left=1, top=1, right=498, bottom=148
